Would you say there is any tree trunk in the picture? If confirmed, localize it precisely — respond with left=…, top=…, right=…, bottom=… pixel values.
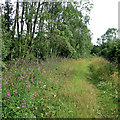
left=30, top=1, right=41, bottom=52
left=20, top=2, right=25, bottom=57
left=29, top=2, right=34, bottom=36
left=16, top=0, right=20, bottom=56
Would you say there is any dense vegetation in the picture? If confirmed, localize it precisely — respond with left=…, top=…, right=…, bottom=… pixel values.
left=2, top=57, right=118, bottom=118
left=0, top=0, right=119, bottom=119
left=91, top=28, right=120, bottom=70
left=1, top=0, right=93, bottom=61
left=91, top=28, right=120, bottom=114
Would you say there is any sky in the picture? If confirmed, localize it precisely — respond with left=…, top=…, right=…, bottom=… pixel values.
left=89, top=0, right=119, bottom=45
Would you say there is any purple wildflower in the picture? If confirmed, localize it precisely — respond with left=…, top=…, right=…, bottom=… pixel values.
left=3, top=80, right=7, bottom=85
left=0, top=88, right=2, bottom=94
left=25, top=80, right=29, bottom=83
left=13, top=89, right=17, bottom=94
left=20, top=77, right=23, bottom=80
left=36, top=61, right=38, bottom=64
left=20, top=102, right=26, bottom=108
left=32, top=92, right=37, bottom=98
left=25, top=81, right=29, bottom=85
left=39, top=81, right=41, bottom=84
left=5, top=91, right=11, bottom=98
left=38, top=67, right=40, bottom=71
left=43, top=70, right=46, bottom=74
left=26, top=84, right=30, bottom=88
left=26, top=75, right=28, bottom=77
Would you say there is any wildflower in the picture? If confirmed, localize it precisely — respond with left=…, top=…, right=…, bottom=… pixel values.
left=43, top=70, right=46, bottom=74
left=36, top=61, right=38, bottom=64
left=20, top=102, right=26, bottom=108
left=26, top=75, right=28, bottom=77
left=3, top=80, right=7, bottom=85
left=6, top=94, right=11, bottom=98
left=20, top=77, right=23, bottom=80
left=13, top=89, right=17, bottom=94
left=25, top=80, right=29, bottom=83
left=5, top=91, right=11, bottom=98
left=39, top=81, right=41, bottom=84
left=21, top=69, right=23, bottom=72
left=54, top=95, right=56, bottom=97
left=38, top=67, right=40, bottom=71
left=32, top=92, right=37, bottom=98
left=0, top=89, right=2, bottom=94
left=31, top=77, right=33, bottom=81
left=26, top=84, right=30, bottom=88
left=26, top=68, right=28, bottom=72
left=43, top=85, right=46, bottom=88
left=41, top=61, right=44, bottom=66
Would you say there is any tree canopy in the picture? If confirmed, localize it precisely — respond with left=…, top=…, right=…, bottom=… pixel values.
left=1, top=1, right=93, bottom=61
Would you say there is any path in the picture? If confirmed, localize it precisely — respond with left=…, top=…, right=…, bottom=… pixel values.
left=57, top=58, right=101, bottom=118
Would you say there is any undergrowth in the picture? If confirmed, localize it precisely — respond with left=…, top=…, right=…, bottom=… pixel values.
left=88, top=57, right=118, bottom=118
left=1, top=56, right=119, bottom=118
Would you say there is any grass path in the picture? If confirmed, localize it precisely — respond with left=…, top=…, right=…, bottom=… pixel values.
left=54, top=58, right=102, bottom=118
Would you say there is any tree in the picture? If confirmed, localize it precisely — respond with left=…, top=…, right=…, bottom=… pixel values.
left=96, top=28, right=119, bottom=63
left=1, top=0, right=93, bottom=60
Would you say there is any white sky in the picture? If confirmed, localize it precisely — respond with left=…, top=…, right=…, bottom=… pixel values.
left=89, top=0, right=119, bottom=45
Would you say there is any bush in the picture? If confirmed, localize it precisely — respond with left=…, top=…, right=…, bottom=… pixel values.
left=89, top=57, right=116, bottom=84
left=88, top=57, right=118, bottom=118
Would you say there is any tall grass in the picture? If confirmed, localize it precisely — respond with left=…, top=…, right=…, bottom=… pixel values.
left=88, top=57, right=118, bottom=118
left=2, top=56, right=64, bottom=118
left=1, top=56, right=119, bottom=118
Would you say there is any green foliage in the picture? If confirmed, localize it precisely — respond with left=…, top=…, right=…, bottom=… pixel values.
left=1, top=1, right=93, bottom=61
left=88, top=57, right=118, bottom=118
left=92, top=28, right=120, bottom=65
left=2, top=57, right=118, bottom=118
